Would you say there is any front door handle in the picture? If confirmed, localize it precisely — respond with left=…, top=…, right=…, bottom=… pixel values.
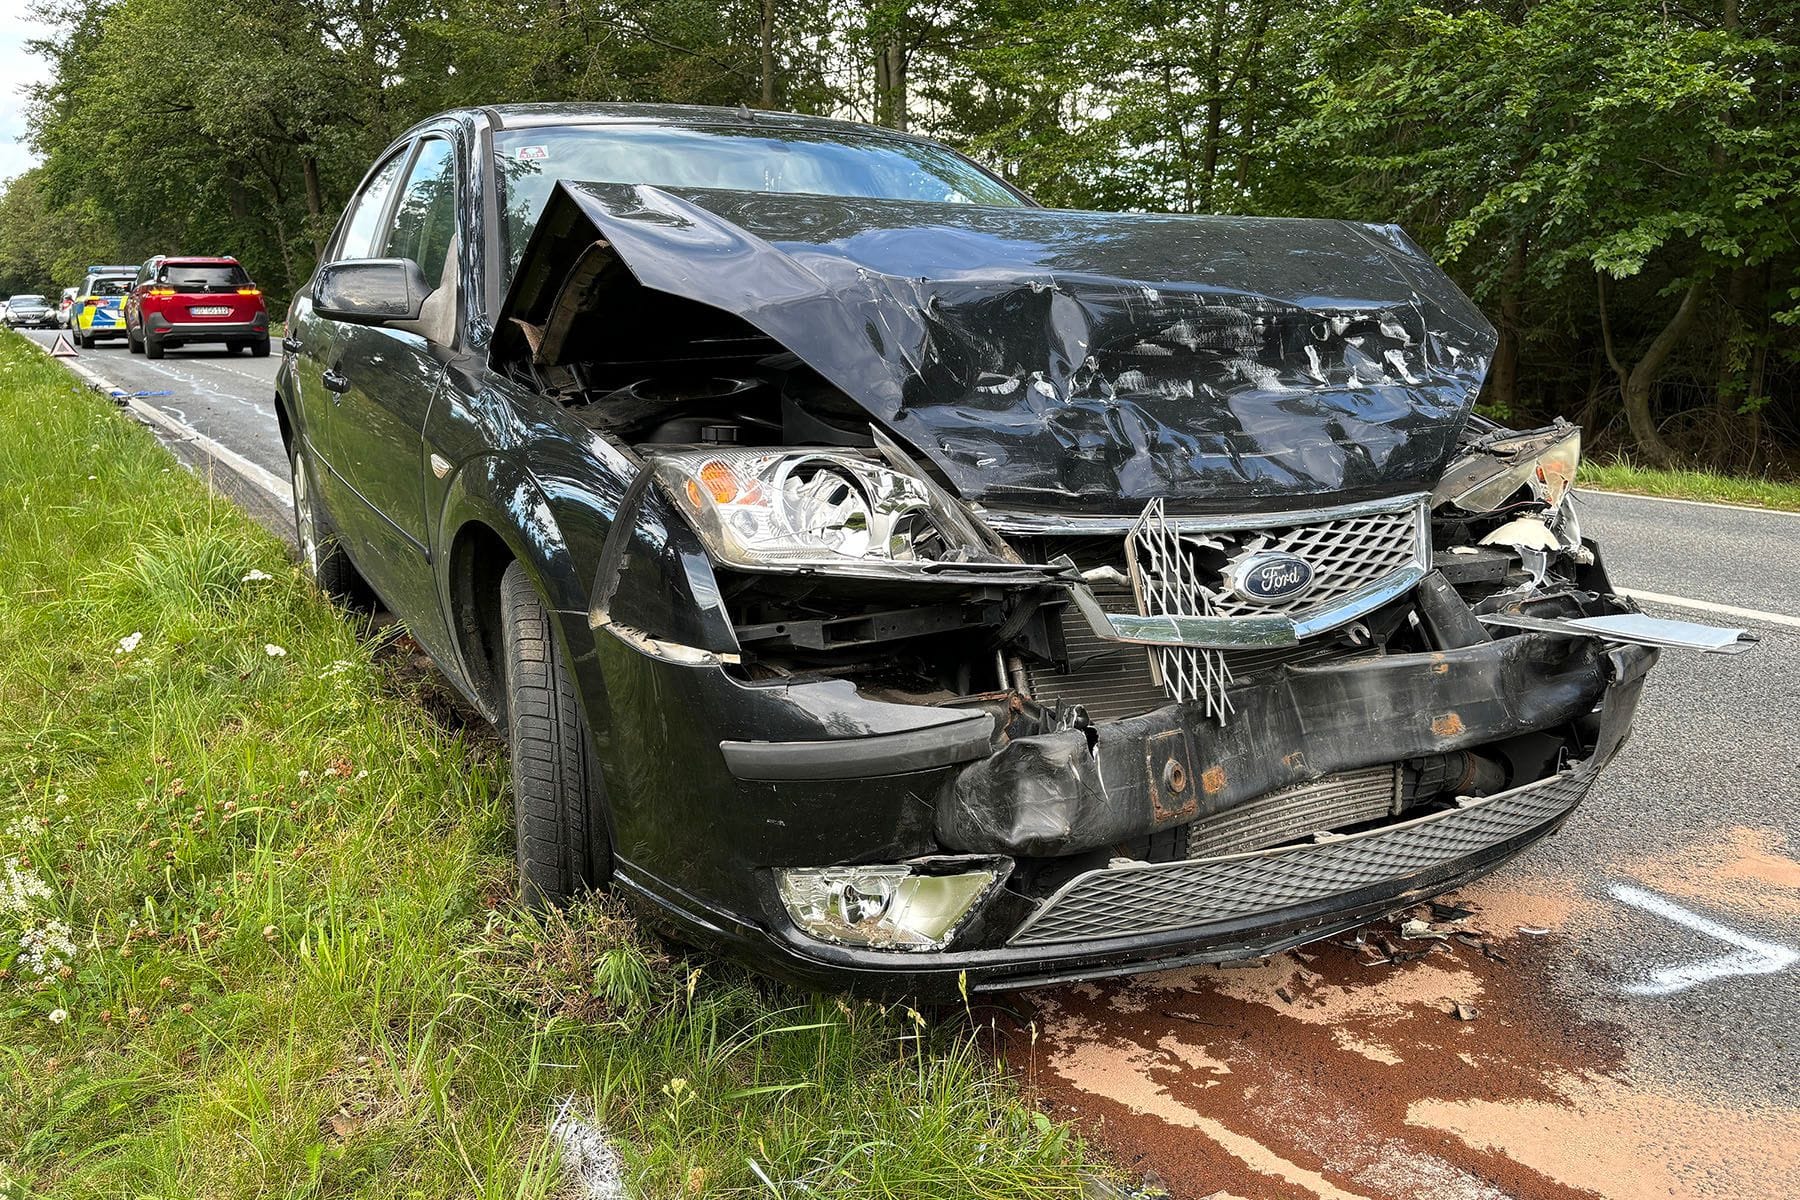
left=322, top=368, right=351, bottom=398
left=281, top=334, right=303, bottom=354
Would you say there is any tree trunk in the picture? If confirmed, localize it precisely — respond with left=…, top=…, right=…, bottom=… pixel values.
left=301, top=154, right=326, bottom=256
left=1600, top=273, right=1703, bottom=465
left=758, top=0, right=776, bottom=108
left=1487, top=237, right=1526, bottom=415
left=874, top=40, right=908, bottom=130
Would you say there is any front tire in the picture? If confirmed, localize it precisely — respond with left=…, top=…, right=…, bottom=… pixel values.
left=128, top=324, right=144, bottom=354
left=289, top=437, right=369, bottom=605
left=499, top=560, right=611, bottom=905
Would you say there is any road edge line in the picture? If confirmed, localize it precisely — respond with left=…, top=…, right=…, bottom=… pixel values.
left=1583, top=487, right=1800, bottom=519
left=30, top=336, right=292, bottom=507
left=1616, top=587, right=1800, bottom=631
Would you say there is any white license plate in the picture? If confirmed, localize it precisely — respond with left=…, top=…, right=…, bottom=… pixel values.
left=191, top=306, right=232, bottom=317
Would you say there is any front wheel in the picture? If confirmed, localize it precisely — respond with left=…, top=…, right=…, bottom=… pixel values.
left=499, top=560, right=612, bottom=905
left=289, top=437, right=369, bottom=605
left=128, top=324, right=143, bottom=354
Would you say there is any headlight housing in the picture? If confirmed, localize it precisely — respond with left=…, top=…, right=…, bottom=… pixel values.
left=650, top=448, right=997, bottom=573
left=777, top=862, right=1002, bottom=950
left=1432, top=424, right=1581, bottom=513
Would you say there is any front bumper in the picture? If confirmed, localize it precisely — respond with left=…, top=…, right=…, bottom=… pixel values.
left=614, top=633, right=1655, bottom=998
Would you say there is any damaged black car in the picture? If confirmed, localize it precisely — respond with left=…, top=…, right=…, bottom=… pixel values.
left=277, top=104, right=1752, bottom=996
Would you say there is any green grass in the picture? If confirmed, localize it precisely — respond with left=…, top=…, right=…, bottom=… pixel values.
left=1581, top=460, right=1800, bottom=512
left=0, top=329, right=1089, bottom=1198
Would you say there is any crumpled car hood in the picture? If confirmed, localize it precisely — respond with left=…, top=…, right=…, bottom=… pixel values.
left=494, top=181, right=1496, bottom=510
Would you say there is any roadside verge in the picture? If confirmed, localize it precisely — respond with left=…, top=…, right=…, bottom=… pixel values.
left=0, top=329, right=1092, bottom=1197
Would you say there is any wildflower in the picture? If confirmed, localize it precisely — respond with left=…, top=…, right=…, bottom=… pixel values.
left=116, top=631, right=144, bottom=654
left=48, top=1008, right=67, bottom=1025
left=1, top=856, right=52, bottom=913
left=18, top=919, right=76, bottom=975
left=241, top=568, right=273, bottom=582
left=263, top=644, right=287, bottom=658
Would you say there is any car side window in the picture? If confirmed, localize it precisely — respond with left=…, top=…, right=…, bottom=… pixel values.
left=382, top=138, right=456, bottom=284
left=335, top=148, right=409, bottom=261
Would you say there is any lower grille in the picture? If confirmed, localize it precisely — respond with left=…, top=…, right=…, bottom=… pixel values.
left=1009, top=766, right=1593, bottom=946
left=1186, top=766, right=1401, bottom=859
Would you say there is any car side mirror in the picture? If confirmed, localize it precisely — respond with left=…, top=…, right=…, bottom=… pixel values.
left=313, top=258, right=430, bottom=326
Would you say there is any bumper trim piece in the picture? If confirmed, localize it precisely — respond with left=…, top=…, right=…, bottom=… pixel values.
left=720, top=712, right=996, bottom=781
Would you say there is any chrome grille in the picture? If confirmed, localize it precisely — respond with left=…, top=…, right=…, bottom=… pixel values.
left=1026, top=589, right=1352, bottom=724
left=1207, top=504, right=1427, bottom=618
left=1009, top=766, right=1594, bottom=946
left=1185, top=766, right=1402, bottom=859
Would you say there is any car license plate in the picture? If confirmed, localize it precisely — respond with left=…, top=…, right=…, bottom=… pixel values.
left=191, top=306, right=232, bottom=316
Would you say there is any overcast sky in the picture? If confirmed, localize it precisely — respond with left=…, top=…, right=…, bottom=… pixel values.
left=0, top=5, right=54, bottom=184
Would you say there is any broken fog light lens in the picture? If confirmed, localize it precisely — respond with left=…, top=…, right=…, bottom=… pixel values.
left=777, top=864, right=999, bottom=950
left=1433, top=426, right=1582, bottom=513
left=652, top=448, right=993, bottom=572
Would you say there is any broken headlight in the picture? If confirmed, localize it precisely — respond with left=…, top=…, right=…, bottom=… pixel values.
left=776, top=862, right=1000, bottom=950
left=651, top=449, right=993, bottom=572
left=1432, top=423, right=1581, bottom=513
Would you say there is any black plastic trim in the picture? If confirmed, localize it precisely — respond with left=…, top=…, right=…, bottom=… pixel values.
left=720, top=712, right=995, bottom=781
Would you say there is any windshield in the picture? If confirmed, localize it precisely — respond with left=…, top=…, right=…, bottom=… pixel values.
left=86, top=277, right=132, bottom=297
left=11, top=296, right=45, bottom=306
left=493, top=123, right=1022, bottom=284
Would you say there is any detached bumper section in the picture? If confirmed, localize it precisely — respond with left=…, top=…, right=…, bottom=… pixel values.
left=709, top=633, right=1655, bottom=994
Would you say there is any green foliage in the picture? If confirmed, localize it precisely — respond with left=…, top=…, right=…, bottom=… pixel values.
left=6, top=0, right=1796, bottom=462
left=0, top=329, right=1090, bottom=1196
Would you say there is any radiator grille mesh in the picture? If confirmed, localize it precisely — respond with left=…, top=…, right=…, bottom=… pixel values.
left=1185, top=766, right=1402, bottom=859
left=1009, top=768, right=1593, bottom=946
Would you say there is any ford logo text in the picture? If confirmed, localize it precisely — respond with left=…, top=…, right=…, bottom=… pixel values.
left=1229, top=552, right=1315, bottom=603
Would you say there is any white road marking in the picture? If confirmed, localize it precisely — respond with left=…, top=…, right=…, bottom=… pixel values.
left=1615, top=587, right=1800, bottom=631
left=1609, top=883, right=1799, bottom=996
left=1585, top=487, right=1800, bottom=519
left=31, top=339, right=293, bottom=507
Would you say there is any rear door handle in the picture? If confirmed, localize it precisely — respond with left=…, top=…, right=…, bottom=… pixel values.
left=322, top=369, right=351, bottom=397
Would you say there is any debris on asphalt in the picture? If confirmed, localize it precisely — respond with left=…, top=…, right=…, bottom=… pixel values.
left=1398, top=918, right=1450, bottom=940
left=1450, top=1000, right=1481, bottom=1021
left=1517, top=925, right=1553, bottom=936
left=1429, top=901, right=1476, bottom=922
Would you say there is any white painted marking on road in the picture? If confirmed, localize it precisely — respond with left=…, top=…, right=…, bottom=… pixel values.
left=1615, top=587, right=1800, bottom=631
left=1584, top=487, right=1800, bottom=519
left=31, top=339, right=292, bottom=507
left=1609, top=883, right=1799, bottom=996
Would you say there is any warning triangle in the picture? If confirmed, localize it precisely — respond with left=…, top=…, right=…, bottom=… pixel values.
left=49, top=334, right=78, bottom=358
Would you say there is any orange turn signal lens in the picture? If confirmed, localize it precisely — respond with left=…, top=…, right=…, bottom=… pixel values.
left=148, top=287, right=175, bottom=298
left=237, top=287, right=261, bottom=296
left=697, top=460, right=740, bottom=504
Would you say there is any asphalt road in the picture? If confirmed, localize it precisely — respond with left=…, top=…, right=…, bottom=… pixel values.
left=25, top=328, right=1800, bottom=1200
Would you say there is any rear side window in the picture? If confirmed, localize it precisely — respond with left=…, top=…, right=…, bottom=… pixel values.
left=160, top=262, right=249, bottom=290
left=383, top=138, right=456, bottom=283
left=336, top=149, right=408, bottom=260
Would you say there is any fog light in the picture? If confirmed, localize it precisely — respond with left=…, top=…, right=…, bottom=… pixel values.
left=777, top=863, right=1001, bottom=950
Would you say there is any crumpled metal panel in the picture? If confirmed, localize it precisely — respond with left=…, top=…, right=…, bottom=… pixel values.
left=493, top=182, right=1497, bottom=509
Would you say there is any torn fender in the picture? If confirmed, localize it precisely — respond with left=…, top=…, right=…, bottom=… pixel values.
left=935, top=635, right=1645, bottom=858
left=493, top=183, right=1496, bottom=510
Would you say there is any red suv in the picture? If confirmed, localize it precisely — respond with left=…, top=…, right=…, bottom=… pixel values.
left=126, top=255, right=271, bottom=358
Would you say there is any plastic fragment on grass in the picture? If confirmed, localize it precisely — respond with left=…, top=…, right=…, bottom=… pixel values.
left=549, top=1097, right=629, bottom=1200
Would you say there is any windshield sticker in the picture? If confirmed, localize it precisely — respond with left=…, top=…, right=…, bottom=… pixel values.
left=516, top=145, right=549, bottom=160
